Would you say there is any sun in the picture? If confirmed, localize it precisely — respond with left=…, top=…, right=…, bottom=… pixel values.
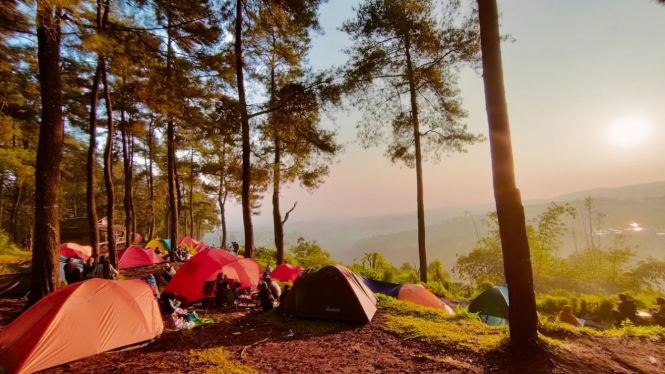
left=608, top=117, right=651, bottom=148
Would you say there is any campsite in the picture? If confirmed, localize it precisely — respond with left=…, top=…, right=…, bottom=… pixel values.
left=2, top=0, right=665, bottom=372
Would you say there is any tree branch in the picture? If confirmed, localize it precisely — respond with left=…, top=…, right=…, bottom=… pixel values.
left=281, top=201, right=297, bottom=225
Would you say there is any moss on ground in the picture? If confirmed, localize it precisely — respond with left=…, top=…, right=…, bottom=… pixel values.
left=0, top=246, right=30, bottom=274
left=190, top=347, right=257, bottom=374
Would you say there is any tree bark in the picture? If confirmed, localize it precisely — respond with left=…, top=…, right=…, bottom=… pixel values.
left=10, top=184, right=23, bottom=242
left=120, top=103, right=133, bottom=244
left=217, top=138, right=227, bottom=249
left=478, top=0, right=538, bottom=350
left=235, top=0, right=254, bottom=258
left=189, top=147, right=194, bottom=239
left=404, top=33, right=427, bottom=283
left=166, top=13, right=178, bottom=247
left=29, top=2, right=64, bottom=306
left=101, top=58, right=117, bottom=265
left=148, top=120, right=155, bottom=241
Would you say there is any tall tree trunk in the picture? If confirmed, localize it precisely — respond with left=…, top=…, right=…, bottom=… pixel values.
left=101, top=58, right=117, bottom=265
left=10, top=184, right=23, bottom=242
left=404, top=34, right=427, bottom=283
left=121, top=104, right=133, bottom=244
left=148, top=121, right=155, bottom=241
left=478, top=0, right=538, bottom=349
left=130, top=133, right=137, bottom=240
left=189, top=148, right=194, bottom=239
left=269, top=55, right=285, bottom=265
left=29, top=3, right=64, bottom=306
left=218, top=141, right=227, bottom=249
left=166, top=13, right=178, bottom=247
left=0, top=170, right=5, bottom=229
left=235, top=0, right=254, bottom=258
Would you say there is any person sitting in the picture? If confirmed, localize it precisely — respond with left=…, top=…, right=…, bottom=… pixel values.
left=650, top=297, right=665, bottom=326
left=83, top=257, right=96, bottom=278
left=558, top=305, right=581, bottom=327
left=265, top=264, right=273, bottom=274
left=102, top=256, right=119, bottom=280
left=258, top=282, right=275, bottom=311
left=215, top=274, right=230, bottom=307
left=280, top=284, right=291, bottom=303
left=161, top=292, right=185, bottom=316
left=611, top=293, right=638, bottom=324
left=162, top=264, right=176, bottom=282
left=64, top=257, right=83, bottom=285
left=265, top=277, right=281, bottom=299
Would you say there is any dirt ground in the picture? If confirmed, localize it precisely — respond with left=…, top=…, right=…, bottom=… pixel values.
left=1, top=267, right=665, bottom=373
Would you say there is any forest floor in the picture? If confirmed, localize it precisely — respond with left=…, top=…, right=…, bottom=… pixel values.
left=1, top=266, right=665, bottom=373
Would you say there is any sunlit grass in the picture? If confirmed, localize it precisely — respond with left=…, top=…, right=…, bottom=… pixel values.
left=190, top=347, right=257, bottom=374
left=0, top=246, right=30, bottom=274
left=377, top=294, right=508, bottom=352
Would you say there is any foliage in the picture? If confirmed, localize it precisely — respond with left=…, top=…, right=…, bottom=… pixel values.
left=287, top=237, right=333, bottom=269
left=0, top=230, right=30, bottom=274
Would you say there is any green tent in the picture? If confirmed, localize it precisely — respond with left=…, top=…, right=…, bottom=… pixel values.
left=159, top=238, right=172, bottom=252
left=468, top=286, right=509, bottom=326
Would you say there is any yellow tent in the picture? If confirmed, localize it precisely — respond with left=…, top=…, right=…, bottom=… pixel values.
left=146, top=239, right=168, bottom=254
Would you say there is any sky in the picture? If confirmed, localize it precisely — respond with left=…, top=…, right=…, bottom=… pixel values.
left=227, top=0, right=665, bottom=230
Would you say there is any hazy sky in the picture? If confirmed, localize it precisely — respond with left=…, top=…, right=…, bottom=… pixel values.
left=228, top=0, right=665, bottom=229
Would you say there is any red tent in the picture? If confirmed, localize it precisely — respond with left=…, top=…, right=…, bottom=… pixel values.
left=163, top=249, right=260, bottom=304
left=271, top=263, right=303, bottom=282
left=177, top=236, right=200, bottom=247
left=117, top=245, right=166, bottom=269
left=0, top=279, right=163, bottom=374
left=193, top=242, right=209, bottom=253
left=59, top=243, right=92, bottom=260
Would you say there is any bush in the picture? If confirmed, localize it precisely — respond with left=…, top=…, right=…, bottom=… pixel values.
left=424, top=281, right=448, bottom=298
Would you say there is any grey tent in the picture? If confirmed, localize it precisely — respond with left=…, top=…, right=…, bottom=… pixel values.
left=468, top=286, right=509, bottom=326
left=278, top=265, right=378, bottom=322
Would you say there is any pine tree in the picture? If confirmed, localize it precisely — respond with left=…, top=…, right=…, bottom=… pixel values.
left=342, top=0, right=483, bottom=282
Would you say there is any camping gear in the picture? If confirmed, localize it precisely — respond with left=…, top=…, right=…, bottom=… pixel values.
left=270, top=264, right=303, bottom=282
left=361, top=277, right=402, bottom=297
left=396, top=284, right=454, bottom=314
left=117, top=245, right=167, bottom=269
left=160, top=239, right=172, bottom=252
left=468, top=286, right=509, bottom=326
left=59, top=243, right=92, bottom=260
left=146, top=239, right=168, bottom=254
left=0, top=279, right=163, bottom=374
left=163, top=249, right=260, bottom=305
left=278, top=265, right=378, bottom=322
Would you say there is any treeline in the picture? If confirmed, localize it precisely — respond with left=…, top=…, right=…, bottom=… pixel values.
left=1, top=0, right=485, bottom=298
left=454, top=199, right=665, bottom=295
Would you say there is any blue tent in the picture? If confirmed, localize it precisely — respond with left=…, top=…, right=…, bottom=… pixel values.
left=468, top=286, right=509, bottom=326
left=361, top=277, right=402, bottom=298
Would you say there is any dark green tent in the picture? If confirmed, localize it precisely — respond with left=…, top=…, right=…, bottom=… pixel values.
left=277, top=265, right=378, bottom=322
left=468, top=286, right=509, bottom=326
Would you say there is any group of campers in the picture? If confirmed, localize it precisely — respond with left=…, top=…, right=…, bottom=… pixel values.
left=214, top=270, right=291, bottom=311
left=557, top=293, right=665, bottom=327
left=62, top=255, right=118, bottom=284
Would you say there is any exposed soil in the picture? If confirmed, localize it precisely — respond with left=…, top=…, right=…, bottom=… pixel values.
left=1, top=268, right=664, bottom=373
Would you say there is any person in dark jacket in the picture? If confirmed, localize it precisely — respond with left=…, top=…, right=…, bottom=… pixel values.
left=611, top=293, right=637, bottom=324
left=650, top=297, right=665, bottom=326
left=280, top=284, right=291, bottom=303
left=64, top=257, right=83, bottom=285
left=258, top=282, right=274, bottom=310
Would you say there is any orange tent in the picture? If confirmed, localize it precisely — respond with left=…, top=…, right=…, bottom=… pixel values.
left=59, top=243, right=92, bottom=260
left=0, top=279, right=163, bottom=374
left=163, top=249, right=260, bottom=305
left=117, top=245, right=166, bottom=269
left=397, top=284, right=454, bottom=315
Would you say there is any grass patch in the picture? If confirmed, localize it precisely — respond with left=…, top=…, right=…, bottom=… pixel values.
left=0, top=246, right=30, bottom=275
left=252, top=310, right=343, bottom=335
left=378, top=294, right=507, bottom=352
left=190, top=347, right=257, bottom=374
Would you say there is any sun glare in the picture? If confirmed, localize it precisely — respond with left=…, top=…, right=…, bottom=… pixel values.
left=608, top=117, right=651, bottom=148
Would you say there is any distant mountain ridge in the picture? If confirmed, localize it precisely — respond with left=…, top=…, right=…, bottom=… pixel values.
left=550, top=181, right=665, bottom=202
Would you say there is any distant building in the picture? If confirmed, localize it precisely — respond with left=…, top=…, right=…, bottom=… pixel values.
left=60, top=217, right=126, bottom=248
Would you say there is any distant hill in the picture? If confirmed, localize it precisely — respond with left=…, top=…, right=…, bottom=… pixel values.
left=551, top=181, right=665, bottom=202
left=206, top=181, right=665, bottom=271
